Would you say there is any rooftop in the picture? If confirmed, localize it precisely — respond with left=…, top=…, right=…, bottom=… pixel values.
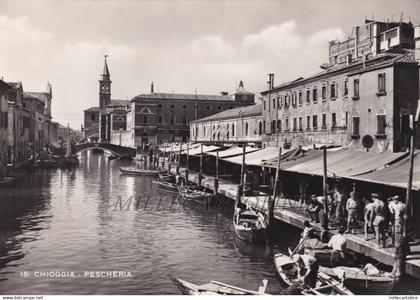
left=191, top=104, right=262, bottom=123
left=108, top=99, right=131, bottom=107
left=24, top=92, right=50, bottom=104
left=84, top=106, right=100, bottom=112
left=6, top=81, right=22, bottom=90
left=132, top=92, right=234, bottom=102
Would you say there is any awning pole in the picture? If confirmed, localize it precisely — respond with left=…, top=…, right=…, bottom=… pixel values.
left=176, top=142, right=182, bottom=175
left=406, top=100, right=420, bottom=233
left=162, top=143, right=166, bottom=170
left=322, top=147, right=329, bottom=234
left=214, top=149, right=219, bottom=195
left=268, top=146, right=282, bottom=231
left=236, top=144, right=246, bottom=208
left=199, top=144, right=203, bottom=186
left=168, top=143, right=173, bottom=173
left=185, top=142, right=189, bottom=182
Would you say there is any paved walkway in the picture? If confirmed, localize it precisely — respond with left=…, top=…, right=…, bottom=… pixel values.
left=167, top=163, right=420, bottom=279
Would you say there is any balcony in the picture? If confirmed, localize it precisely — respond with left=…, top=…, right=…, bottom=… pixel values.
left=376, top=90, right=387, bottom=97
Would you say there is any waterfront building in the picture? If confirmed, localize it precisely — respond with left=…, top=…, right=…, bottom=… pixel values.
left=190, top=102, right=262, bottom=146
left=124, top=81, right=255, bottom=149
left=0, top=80, right=11, bottom=176
left=261, top=19, right=419, bottom=153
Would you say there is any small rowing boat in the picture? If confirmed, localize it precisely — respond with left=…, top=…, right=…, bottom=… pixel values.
left=169, top=276, right=269, bottom=295
left=152, top=180, right=179, bottom=195
left=274, top=253, right=353, bottom=295
left=178, top=185, right=215, bottom=206
left=233, top=206, right=267, bottom=244
left=319, top=265, right=397, bottom=294
left=0, top=176, right=17, bottom=187
left=119, top=167, right=161, bottom=176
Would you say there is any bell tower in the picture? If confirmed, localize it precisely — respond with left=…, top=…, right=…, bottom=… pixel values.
left=99, top=55, right=111, bottom=110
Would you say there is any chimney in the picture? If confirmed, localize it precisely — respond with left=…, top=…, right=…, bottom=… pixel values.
left=355, top=26, right=360, bottom=60
left=151, top=82, right=154, bottom=93
left=267, top=73, right=274, bottom=90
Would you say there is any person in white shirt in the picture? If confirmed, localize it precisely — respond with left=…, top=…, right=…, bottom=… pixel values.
left=327, top=227, right=347, bottom=265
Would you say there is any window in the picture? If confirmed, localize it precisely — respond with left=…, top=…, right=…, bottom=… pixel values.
left=322, top=114, right=327, bottom=129
left=330, top=83, right=337, bottom=99
left=285, top=95, right=290, bottom=107
left=331, top=113, right=337, bottom=129
left=217, top=106, right=222, bottom=110
left=279, top=96, right=283, bottom=108
left=158, top=115, right=163, bottom=124
left=352, top=117, right=360, bottom=136
left=259, top=122, right=263, bottom=135
left=182, top=104, right=187, bottom=110
left=232, top=124, right=235, bottom=136
left=206, top=106, right=210, bottom=110
left=272, top=120, right=276, bottom=133
left=313, top=87, right=318, bottom=102
left=182, top=116, right=187, bottom=125
left=170, top=104, right=175, bottom=109
left=263, top=121, right=266, bottom=132
left=245, top=122, right=249, bottom=136
left=298, top=91, right=302, bottom=105
left=285, top=118, right=289, bottom=131
left=277, top=97, right=280, bottom=108
left=378, top=73, right=386, bottom=94
left=343, top=80, right=348, bottom=96
left=377, top=114, right=386, bottom=135
left=170, top=115, right=174, bottom=124
left=143, top=115, right=148, bottom=124
left=263, top=101, right=266, bottom=110
left=293, top=118, right=297, bottom=131
left=158, top=104, right=163, bottom=108
left=91, top=113, right=96, bottom=122
left=353, top=79, right=359, bottom=99
left=345, top=111, right=348, bottom=127
left=322, top=86, right=326, bottom=100
left=313, top=115, right=318, bottom=129
left=298, top=117, right=302, bottom=131
left=306, top=90, right=310, bottom=103
left=272, top=98, right=276, bottom=109
left=277, top=119, right=282, bottom=132
left=307, top=116, right=311, bottom=129
left=203, top=126, right=207, bottom=137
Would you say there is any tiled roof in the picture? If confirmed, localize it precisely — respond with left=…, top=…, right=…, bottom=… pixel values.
left=25, top=92, right=49, bottom=104
left=84, top=106, right=100, bottom=112
left=6, top=81, right=22, bottom=90
left=262, top=50, right=417, bottom=94
left=108, top=99, right=131, bottom=107
left=192, top=104, right=262, bottom=123
left=132, top=92, right=234, bottom=102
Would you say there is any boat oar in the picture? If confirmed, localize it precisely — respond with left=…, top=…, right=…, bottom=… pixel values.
left=289, top=233, right=310, bottom=257
left=210, top=280, right=265, bottom=295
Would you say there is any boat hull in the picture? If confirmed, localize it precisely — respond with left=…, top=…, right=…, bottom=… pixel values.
left=152, top=181, right=179, bottom=195
left=119, top=167, right=160, bottom=176
left=234, top=226, right=267, bottom=244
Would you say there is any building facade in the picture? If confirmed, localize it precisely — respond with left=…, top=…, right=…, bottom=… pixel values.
left=124, top=81, right=255, bottom=149
left=0, top=80, right=11, bottom=176
left=262, top=19, right=419, bottom=153
left=190, top=104, right=262, bottom=146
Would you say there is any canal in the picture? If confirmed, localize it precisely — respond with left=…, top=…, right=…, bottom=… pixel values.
left=0, top=151, right=285, bottom=294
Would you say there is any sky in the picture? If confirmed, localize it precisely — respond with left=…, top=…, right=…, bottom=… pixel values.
left=0, top=0, right=419, bottom=129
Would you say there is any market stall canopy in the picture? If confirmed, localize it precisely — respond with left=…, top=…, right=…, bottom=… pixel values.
left=161, top=143, right=200, bottom=153
left=207, top=146, right=260, bottom=158
left=279, top=148, right=407, bottom=178
left=186, top=145, right=221, bottom=156
left=223, top=147, right=292, bottom=166
left=354, top=152, right=420, bottom=190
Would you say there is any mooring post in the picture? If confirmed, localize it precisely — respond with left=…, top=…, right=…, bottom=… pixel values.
left=168, top=143, right=173, bottom=173
left=199, top=144, right=203, bottom=186
left=321, top=147, right=329, bottom=241
left=268, top=146, right=282, bottom=231
left=214, top=149, right=219, bottom=195
left=235, top=145, right=246, bottom=209
left=162, top=143, right=166, bottom=170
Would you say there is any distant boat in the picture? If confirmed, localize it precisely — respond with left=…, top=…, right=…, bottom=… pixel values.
left=119, top=167, right=161, bottom=176
left=169, top=276, right=269, bottom=295
left=233, top=207, right=267, bottom=244
left=152, top=180, right=179, bottom=195
left=319, top=265, right=397, bottom=295
left=274, top=253, right=353, bottom=295
left=0, top=176, right=17, bottom=187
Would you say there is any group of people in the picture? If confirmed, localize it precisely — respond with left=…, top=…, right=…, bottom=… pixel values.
left=305, top=187, right=408, bottom=248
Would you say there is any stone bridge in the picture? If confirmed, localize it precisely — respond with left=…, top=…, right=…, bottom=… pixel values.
left=74, top=143, right=136, bottom=158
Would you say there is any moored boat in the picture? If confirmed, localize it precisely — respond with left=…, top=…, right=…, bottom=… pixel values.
left=178, top=185, right=215, bottom=206
left=152, top=180, right=179, bottom=195
left=302, top=248, right=359, bottom=267
left=119, top=167, right=161, bottom=176
left=169, top=276, right=269, bottom=295
left=319, top=265, right=397, bottom=295
left=0, top=176, right=17, bottom=187
left=233, top=207, right=267, bottom=244
left=274, top=253, right=353, bottom=295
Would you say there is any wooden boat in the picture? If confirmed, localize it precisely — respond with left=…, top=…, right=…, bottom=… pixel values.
left=319, top=265, right=396, bottom=294
left=233, top=207, right=267, bottom=244
left=152, top=180, right=179, bottom=195
left=158, top=172, right=175, bottom=182
left=302, top=248, right=359, bottom=267
left=119, top=167, right=161, bottom=176
left=274, top=253, right=353, bottom=295
left=169, top=276, right=269, bottom=295
left=178, top=185, right=215, bottom=206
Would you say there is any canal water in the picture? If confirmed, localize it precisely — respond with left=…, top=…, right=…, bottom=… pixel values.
left=0, top=151, right=286, bottom=295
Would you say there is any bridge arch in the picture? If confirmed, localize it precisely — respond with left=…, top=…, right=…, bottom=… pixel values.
left=74, top=143, right=136, bottom=158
